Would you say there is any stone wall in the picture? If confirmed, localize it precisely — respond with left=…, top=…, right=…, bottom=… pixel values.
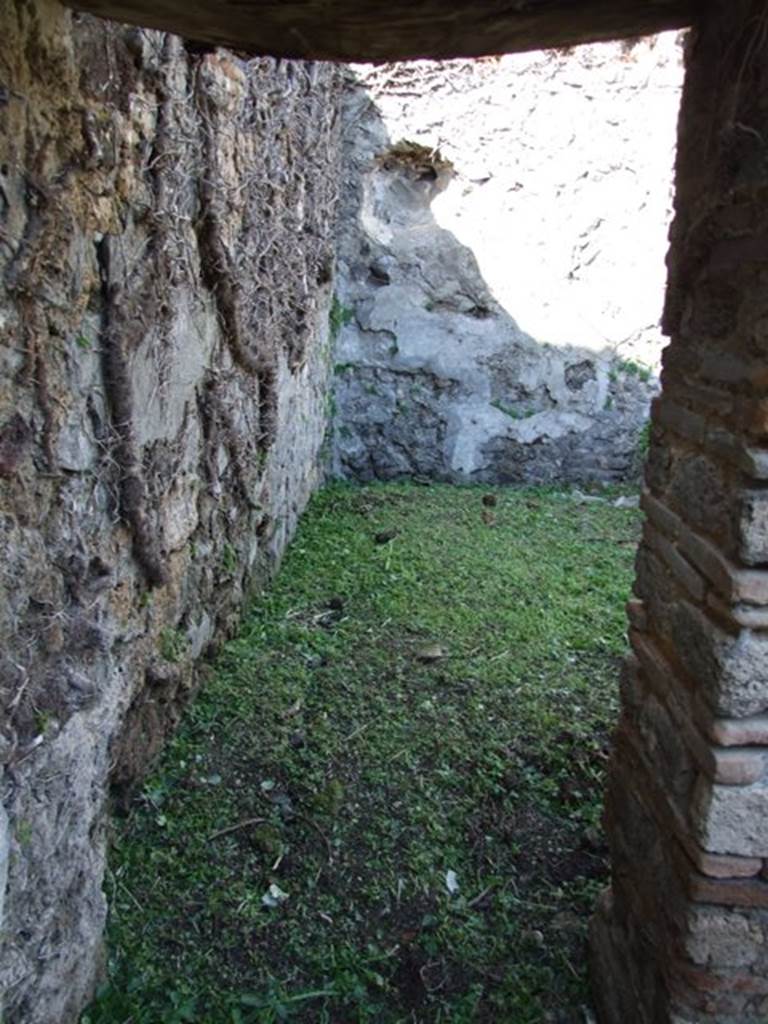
left=590, top=5, right=768, bottom=1021
left=333, top=38, right=683, bottom=485
left=0, top=4, right=341, bottom=1021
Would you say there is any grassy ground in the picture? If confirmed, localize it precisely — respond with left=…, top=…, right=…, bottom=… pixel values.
left=83, top=482, right=641, bottom=1024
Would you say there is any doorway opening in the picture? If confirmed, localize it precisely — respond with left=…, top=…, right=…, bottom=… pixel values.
left=84, top=34, right=683, bottom=1024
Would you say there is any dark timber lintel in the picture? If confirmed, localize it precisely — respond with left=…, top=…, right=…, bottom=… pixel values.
left=66, top=0, right=697, bottom=61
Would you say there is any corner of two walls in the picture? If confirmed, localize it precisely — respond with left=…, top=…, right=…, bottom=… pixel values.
left=0, top=7, right=686, bottom=1020
left=0, top=2, right=341, bottom=1019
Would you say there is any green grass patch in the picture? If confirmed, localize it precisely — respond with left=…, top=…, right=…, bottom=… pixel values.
left=83, top=482, right=640, bottom=1024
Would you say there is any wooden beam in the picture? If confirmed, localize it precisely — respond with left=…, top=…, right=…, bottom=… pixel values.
left=66, top=0, right=697, bottom=61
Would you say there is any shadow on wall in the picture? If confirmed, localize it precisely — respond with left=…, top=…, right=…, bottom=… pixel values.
left=331, top=54, right=674, bottom=485
left=0, top=7, right=341, bottom=1020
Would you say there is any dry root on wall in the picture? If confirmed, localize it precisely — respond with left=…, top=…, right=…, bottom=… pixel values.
left=0, top=3, right=341, bottom=1021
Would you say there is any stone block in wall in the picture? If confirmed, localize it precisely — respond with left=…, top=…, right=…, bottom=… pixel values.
left=694, top=778, right=768, bottom=858
left=687, top=871, right=768, bottom=912
left=668, top=962, right=768, bottom=1020
left=690, top=848, right=763, bottom=881
left=668, top=600, right=768, bottom=717
left=665, top=451, right=733, bottom=550
left=685, top=906, right=765, bottom=968
left=710, top=747, right=767, bottom=786
left=710, top=716, right=768, bottom=748
left=737, top=490, right=768, bottom=566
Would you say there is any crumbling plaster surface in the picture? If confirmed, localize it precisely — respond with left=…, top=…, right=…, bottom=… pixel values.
left=333, top=35, right=684, bottom=484
left=0, top=3, right=341, bottom=1021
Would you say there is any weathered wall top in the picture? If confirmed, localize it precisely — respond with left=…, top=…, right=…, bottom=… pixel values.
left=332, top=36, right=682, bottom=487
left=66, top=0, right=696, bottom=60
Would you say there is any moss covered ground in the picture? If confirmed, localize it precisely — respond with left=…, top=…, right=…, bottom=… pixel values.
left=83, top=482, right=641, bottom=1024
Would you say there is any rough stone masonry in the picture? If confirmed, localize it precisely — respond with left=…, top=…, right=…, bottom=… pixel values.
left=7, top=0, right=768, bottom=1022
left=0, top=3, right=341, bottom=1020
left=332, top=38, right=683, bottom=485
left=590, top=4, right=768, bottom=1021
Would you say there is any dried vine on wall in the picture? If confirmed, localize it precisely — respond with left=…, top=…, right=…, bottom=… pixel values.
left=192, top=54, right=339, bottom=452
left=0, top=10, right=342, bottom=1016
left=96, top=235, right=168, bottom=587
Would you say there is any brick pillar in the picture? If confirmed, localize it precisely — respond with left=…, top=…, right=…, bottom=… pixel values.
left=589, top=5, right=768, bottom=1022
